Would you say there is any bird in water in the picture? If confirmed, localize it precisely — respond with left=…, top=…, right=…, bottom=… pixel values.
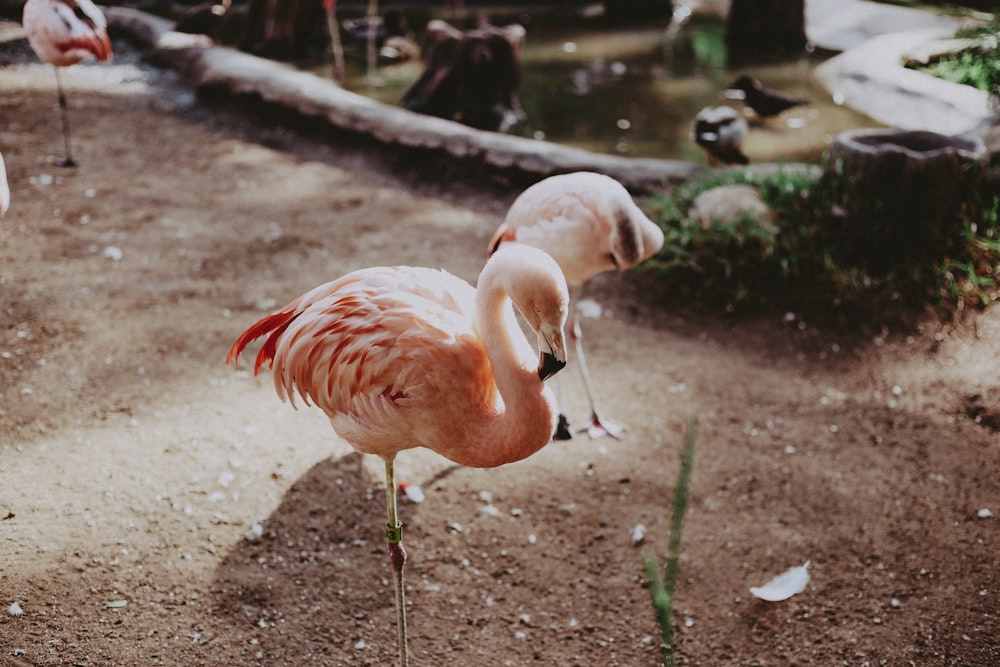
left=227, top=243, right=569, bottom=667
left=488, top=171, right=664, bottom=440
left=22, top=0, right=113, bottom=167
left=692, top=106, right=750, bottom=166
left=0, top=153, right=9, bottom=216
left=726, top=75, right=809, bottom=119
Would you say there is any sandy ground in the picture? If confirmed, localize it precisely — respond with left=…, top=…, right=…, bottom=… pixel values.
left=1, top=22, right=999, bottom=667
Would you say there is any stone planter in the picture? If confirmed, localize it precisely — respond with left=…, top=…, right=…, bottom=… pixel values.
left=821, top=128, right=987, bottom=269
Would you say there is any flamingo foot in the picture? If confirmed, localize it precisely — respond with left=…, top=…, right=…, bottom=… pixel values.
left=582, top=412, right=626, bottom=440
left=553, top=413, right=573, bottom=440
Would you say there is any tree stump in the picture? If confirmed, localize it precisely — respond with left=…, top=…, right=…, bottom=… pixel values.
left=401, top=21, right=526, bottom=133
left=821, top=128, right=987, bottom=270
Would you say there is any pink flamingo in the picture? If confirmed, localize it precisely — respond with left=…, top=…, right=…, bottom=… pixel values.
left=488, top=171, right=664, bottom=440
left=22, top=0, right=113, bottom=167
left=0, top=153, right=9, bottom=216
left=227, top=243, right=568, bottom=666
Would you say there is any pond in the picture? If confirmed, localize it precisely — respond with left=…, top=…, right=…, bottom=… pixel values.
left=313, top=9, right=882, bottom=165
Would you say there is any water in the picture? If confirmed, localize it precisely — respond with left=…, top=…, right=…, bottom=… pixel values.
left=319, top=11, right=882, bottom=165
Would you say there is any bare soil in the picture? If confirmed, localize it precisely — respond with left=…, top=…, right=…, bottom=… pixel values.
left=1, top=26, right=999, bottom=667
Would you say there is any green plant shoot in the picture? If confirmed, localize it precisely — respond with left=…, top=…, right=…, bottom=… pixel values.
left=643, top=415, right=698, bottom=667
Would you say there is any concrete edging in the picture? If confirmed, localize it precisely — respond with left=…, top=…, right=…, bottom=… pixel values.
left=106, top=6, right=705, bottom=194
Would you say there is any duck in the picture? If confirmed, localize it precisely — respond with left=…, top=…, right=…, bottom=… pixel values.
left=726, top=75, right=809, bottom=118
left=692, top=106, right=749, bottom=165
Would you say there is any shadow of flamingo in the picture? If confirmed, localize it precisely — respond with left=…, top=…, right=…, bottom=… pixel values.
left=212, top=452, right=425, bottom=662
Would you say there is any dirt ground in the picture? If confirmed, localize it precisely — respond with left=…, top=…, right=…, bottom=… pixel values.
left=1, top=23, right=999, bottom=667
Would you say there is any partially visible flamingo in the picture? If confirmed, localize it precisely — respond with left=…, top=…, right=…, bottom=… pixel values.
left=227, top=243, right=569, bottom=667
left=0, top=153, right=9, bottom=216
left=22, top=0, right=113, bottom=167
left=488, top=171, right=664, bottom=440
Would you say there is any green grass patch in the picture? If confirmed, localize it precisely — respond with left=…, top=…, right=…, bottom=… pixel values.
left=641, top=165, right=1000, bottom=318
left=921, top=12, right=1000, bottom=100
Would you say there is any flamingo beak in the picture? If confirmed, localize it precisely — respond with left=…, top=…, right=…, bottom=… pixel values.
left=537, top=323, right=567, bottom=381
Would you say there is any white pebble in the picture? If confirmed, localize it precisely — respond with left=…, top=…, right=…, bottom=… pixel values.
left=245, top=523, right=264, bottom=541
left=8, top=602, right=24, bottom=616
left=577, top=298, right=603, bottom=319
left=401, top=484, right=425, bottom=503
left=977, top=508, right=992, bottom=519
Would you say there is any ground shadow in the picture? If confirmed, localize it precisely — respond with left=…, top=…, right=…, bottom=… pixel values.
left=211, top=451, right=421, bottom=661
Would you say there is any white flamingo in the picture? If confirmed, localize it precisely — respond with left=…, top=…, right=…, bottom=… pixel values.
left=488, top=172, right=665, bottom=439
left=22, top=0, right=113, bottom=167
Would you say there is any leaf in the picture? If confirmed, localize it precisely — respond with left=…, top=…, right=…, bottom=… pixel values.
left=749, top=561, right=810, bottom=602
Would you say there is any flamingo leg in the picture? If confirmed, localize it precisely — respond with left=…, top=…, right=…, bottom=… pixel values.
left=365, top=0, right=380, bottom=87
left=384, top=457, right=409, bottom=667
left=570, top=284, right=625, bottom=440
left=551, top=371, right=572, bottom=440
left=53, top=68, right=77, bottom=168
left=551, top=285, right=583, bottom=440
left=324, top=2, right=345, bottom=82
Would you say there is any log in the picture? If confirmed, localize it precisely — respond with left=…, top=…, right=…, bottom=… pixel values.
left=821, top=128, right=987, bottom=269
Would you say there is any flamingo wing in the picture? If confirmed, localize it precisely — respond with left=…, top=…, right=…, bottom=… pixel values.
left=229, top=266, right=494, bottom=456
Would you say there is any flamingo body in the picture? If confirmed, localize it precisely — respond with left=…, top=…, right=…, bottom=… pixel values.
left=231, top=248, right=568, bottom=468
left=489, top=172, right=664, bottom=285
left=22, top=0, right=112, bottom=67
left=488, top=171, right=664, bottom=439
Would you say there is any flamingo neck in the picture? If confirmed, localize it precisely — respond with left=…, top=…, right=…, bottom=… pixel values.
left=453, top=278, right=556, bottom=469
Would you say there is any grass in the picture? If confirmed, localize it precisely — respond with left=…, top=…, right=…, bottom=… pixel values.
left=640, top=164, right=1000, bottom=320
left=920, top=12, right=1000, bottom=102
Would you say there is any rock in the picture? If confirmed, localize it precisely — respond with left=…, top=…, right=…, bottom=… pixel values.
left=691, top=184, right=775, bottom=233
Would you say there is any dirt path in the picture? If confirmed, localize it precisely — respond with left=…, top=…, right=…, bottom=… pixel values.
left=1, top=24, right=998, bottom=666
